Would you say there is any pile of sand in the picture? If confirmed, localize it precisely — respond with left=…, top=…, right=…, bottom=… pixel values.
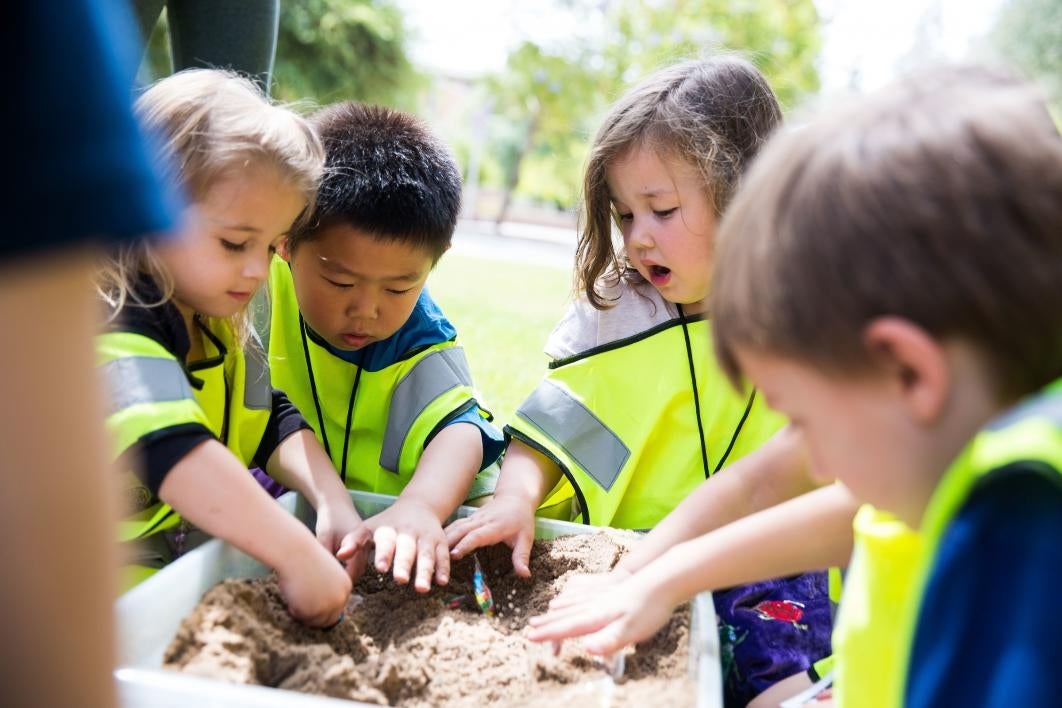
left=164, top=533, right=695, bottom=706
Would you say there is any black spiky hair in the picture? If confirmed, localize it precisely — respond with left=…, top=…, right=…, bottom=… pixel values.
left=292, top=102, right=462, bottom=260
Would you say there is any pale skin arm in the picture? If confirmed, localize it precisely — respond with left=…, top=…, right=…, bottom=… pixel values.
left=160, top=439, right=352, bottom=627
left=619, top=425, right=819, bottom=574
left=527, top=482, right=859, bottom=652
left=365, top=422, right=483, bottom=592
left=445, top=438, right=563, bottom=577
left=263, top=428, right=372, bottom=581
left=0, top=251, right=121, bottom=708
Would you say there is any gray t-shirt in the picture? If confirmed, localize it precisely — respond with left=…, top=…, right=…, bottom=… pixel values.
left=545, top=278, right=680, bottom=360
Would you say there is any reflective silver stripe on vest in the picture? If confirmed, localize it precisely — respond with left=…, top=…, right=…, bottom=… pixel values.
left=516, top=380, right=630, bottom=492
left=242, top=345, right=272, bottom=410
left=986, top=390, right=1062, bottom=431
left=380, top=347, right=474, bottom=472
left=100, top=356, right=196, bottom=416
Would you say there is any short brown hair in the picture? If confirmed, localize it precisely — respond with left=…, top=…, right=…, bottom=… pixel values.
left=712, top=65, right=1062, bottom=401
left=577, top=55, right=782, bottom=309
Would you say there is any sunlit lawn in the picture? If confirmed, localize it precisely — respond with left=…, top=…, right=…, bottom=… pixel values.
left=427, top=252, right=572, bottom=428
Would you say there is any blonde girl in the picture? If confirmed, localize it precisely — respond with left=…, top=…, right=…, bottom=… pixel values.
left=98, top=69, right=368, bottom=627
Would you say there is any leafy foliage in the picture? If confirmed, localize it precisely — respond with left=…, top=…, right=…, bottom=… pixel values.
left=273, top=0, right=424, bottom=110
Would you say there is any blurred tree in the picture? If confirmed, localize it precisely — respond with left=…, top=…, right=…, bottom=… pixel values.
left=487, top=42, right=599, bottom=224
left=274, top=0, right=423, bottom=109
left=484, top=0, right=821, bottom=220
left=993, top=0, right=1062, bottom=108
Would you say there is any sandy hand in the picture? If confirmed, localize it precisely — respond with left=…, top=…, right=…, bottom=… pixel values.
left=365, top=499, right=449, bottom=592
left=526, top=572, right=675, bottom=656
left=276, top=540, right=352, bottom=628
left=548, top=567, right=634, bottom=611
left=316, top=502, right=372, bottom=583
left=444, top=494, right=535, bottom=577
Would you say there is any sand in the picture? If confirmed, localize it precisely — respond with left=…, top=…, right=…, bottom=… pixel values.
left=163, top=532, right=697, bottom=706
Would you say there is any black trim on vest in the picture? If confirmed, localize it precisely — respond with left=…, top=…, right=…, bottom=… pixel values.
left=299, top=313, right=364, bottom=483
left=505, top=425, right=591, bottom=525
left=547, top=312, right=707, bottom=369
left=679, top=304, right=711, bottom=478
left=300, top=313, right=333, bottom=463
left=715, top=389, right=757, bottom=474
left=424, top=399, right=480, bottom=451
left=190, top=315, right=231, bottom=444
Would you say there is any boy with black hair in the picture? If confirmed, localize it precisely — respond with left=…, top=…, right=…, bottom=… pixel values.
left=269, top=102, right=503, bottom=595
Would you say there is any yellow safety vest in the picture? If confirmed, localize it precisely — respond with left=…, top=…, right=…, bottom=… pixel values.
left=507, top=314, right=785, bottom=529
left=98, top=316, right=272, bottom=587
left=831, top=505, right=922, bottom=707
left=892, top=379, right=1062, bottom=704
left=268, top=257, right=493, bottom=494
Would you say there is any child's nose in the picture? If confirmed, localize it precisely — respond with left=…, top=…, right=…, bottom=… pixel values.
left=345, top=294, right=377, bottom=320
left=244, top=252, right=270, bottom=281
left=629, top=218, right=654, bottom=249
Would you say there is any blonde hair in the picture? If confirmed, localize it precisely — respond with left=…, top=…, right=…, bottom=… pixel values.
left=576, top=55, right=782, bottom=309
left=97, top=69, right=324, bottom=343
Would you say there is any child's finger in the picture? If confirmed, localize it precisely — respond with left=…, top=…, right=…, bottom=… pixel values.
left=449, top=525, right=495, bottom=559
left=373, top=526, right=397, bottom=573
left=444, top=515, right=479, bottom=547
left=391, top=533, right=417, bottom=585
left=512, top=531, right=533, bottom=577
left=581, top=622, right=629, bottom=657
left=414, top=541, right=435, bottom=593
left=527, top=605, right=618, bottom=644
left=434, top=541, right=451, bottom=586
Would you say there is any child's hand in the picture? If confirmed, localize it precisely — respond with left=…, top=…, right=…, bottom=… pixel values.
left=445, top=495, right=536, bottom=577
left=547, top=567, right=634, bottom=610
left=525, top=572, right=676, bottom=655
left=365, top=499, right=448, bottom=592
left=276, top=541, right=352, bottom=627
left=315, top=499, right=373, bottom=583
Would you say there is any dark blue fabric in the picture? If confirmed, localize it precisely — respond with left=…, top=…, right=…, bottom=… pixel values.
left=906, top=466, right=1062, bottom=708
left=316, top=288, right=502, bottom=470
left=715, top=571, right=832, bottom=707
left=8, top=0, right=180, bottom=259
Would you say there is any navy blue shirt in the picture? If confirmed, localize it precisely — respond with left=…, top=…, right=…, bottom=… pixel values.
left=10, top=0, right=180, bottom=256
left=317, top=288, right=504, bottom=470
left=906, top=466, right=1062, bottom=707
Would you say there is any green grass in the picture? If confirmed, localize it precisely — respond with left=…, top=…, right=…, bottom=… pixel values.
left=427, top=252, right=573, bottom=428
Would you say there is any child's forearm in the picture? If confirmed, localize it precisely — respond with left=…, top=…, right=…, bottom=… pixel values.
left=399, top=422, right=483, bottom=521
left=618, top=426, right=819, bottom=574
left=650, top=483, right=858, bottom=606
left=263, top=429, right=353, bottom=512
left=159, top=439, right=328, bottom=570
left=494, top=438, right=564, bottom=510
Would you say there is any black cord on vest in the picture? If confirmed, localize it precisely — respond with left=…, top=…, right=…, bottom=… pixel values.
left=678, top=304, right=711, bottom=478
left=339, top=366, right=363, bottom=484
left=299, top=314, right=332, bottom=459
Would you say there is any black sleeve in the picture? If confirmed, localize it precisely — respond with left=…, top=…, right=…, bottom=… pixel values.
left=132, top=424, right=215, bottom=496
left=252, top=389, right=312, bottom=470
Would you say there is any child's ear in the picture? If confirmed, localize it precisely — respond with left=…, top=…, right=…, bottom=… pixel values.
left=277, top=237, right=292, bottom=262
left=863, top=317, right=949, bottom=424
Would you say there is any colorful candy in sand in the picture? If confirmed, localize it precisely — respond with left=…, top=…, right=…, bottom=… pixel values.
left=472, top=555, right=495, bottom=617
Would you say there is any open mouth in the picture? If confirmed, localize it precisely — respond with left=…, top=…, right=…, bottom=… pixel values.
left=647, top=265, right=672, bottom=285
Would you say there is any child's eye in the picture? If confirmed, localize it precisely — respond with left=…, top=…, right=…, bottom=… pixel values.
left=323, top=277, right=353, bottom=289
left=220, top=239, right=247, bottom=252
left=654, top=208, right=677, bottom=218
left=617, top=212, right=633, bottom=223
left=387, top=288, right=414, bottom=295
